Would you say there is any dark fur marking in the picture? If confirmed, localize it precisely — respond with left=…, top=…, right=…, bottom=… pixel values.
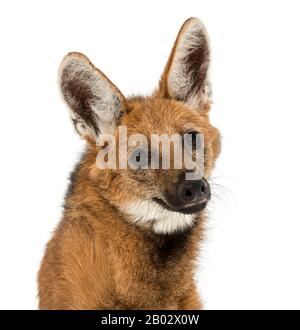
left=180, top=30, right=209, bottom=102
left=61, top=64, right=100, bottom=135
left=147, top=226, right=196, bottom=268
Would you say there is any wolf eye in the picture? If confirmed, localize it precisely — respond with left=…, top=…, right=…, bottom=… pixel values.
left=184, top=130, right=199, bottom=148
left=129, top=148, right=149, bottom=169
left=135, top=152, right=141, bottom=163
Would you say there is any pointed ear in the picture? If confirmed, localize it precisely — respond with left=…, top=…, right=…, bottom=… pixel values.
left=159, top=18, right=211, bottom=109
left=59, top=52, right=126, bottom=140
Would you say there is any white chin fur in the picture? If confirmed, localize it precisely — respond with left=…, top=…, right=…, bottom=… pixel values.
left=122, top=199, right=195, bottom=234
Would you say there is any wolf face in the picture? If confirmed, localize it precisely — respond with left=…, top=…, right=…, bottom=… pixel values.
left=59, top=18, right=220, bottom=234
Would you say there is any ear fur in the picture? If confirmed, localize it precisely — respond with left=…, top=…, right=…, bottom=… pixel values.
left=59, top=52, right=126, bottom=140
left=159, top=18, right=211, bottom=109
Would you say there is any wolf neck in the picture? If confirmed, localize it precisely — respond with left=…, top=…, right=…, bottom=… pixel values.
left=122, top=199, right=197, bottom=234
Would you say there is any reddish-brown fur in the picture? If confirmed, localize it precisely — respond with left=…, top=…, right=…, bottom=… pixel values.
left=38, top=18, right=220, bottom=310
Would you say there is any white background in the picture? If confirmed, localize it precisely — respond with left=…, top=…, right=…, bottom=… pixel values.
left=0, top=0, right=300, bottom=310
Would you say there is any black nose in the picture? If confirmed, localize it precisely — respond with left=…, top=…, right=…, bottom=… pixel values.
left=177, top=178, right=210, bottom=204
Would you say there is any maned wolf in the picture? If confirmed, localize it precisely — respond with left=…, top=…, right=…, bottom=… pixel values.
left=38, top=17, right=221, bottom=309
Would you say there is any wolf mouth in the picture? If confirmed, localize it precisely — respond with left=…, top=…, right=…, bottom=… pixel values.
left=153, top=197, right=207, bottom=215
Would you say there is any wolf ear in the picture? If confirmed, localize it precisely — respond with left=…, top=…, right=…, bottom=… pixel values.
left=59, top=52, right=126, bottom=140
left=159, top=18, right=211, bottom=109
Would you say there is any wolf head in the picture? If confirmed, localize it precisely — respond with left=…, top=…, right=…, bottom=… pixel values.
left=59, top=18, right=220, bottom=234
